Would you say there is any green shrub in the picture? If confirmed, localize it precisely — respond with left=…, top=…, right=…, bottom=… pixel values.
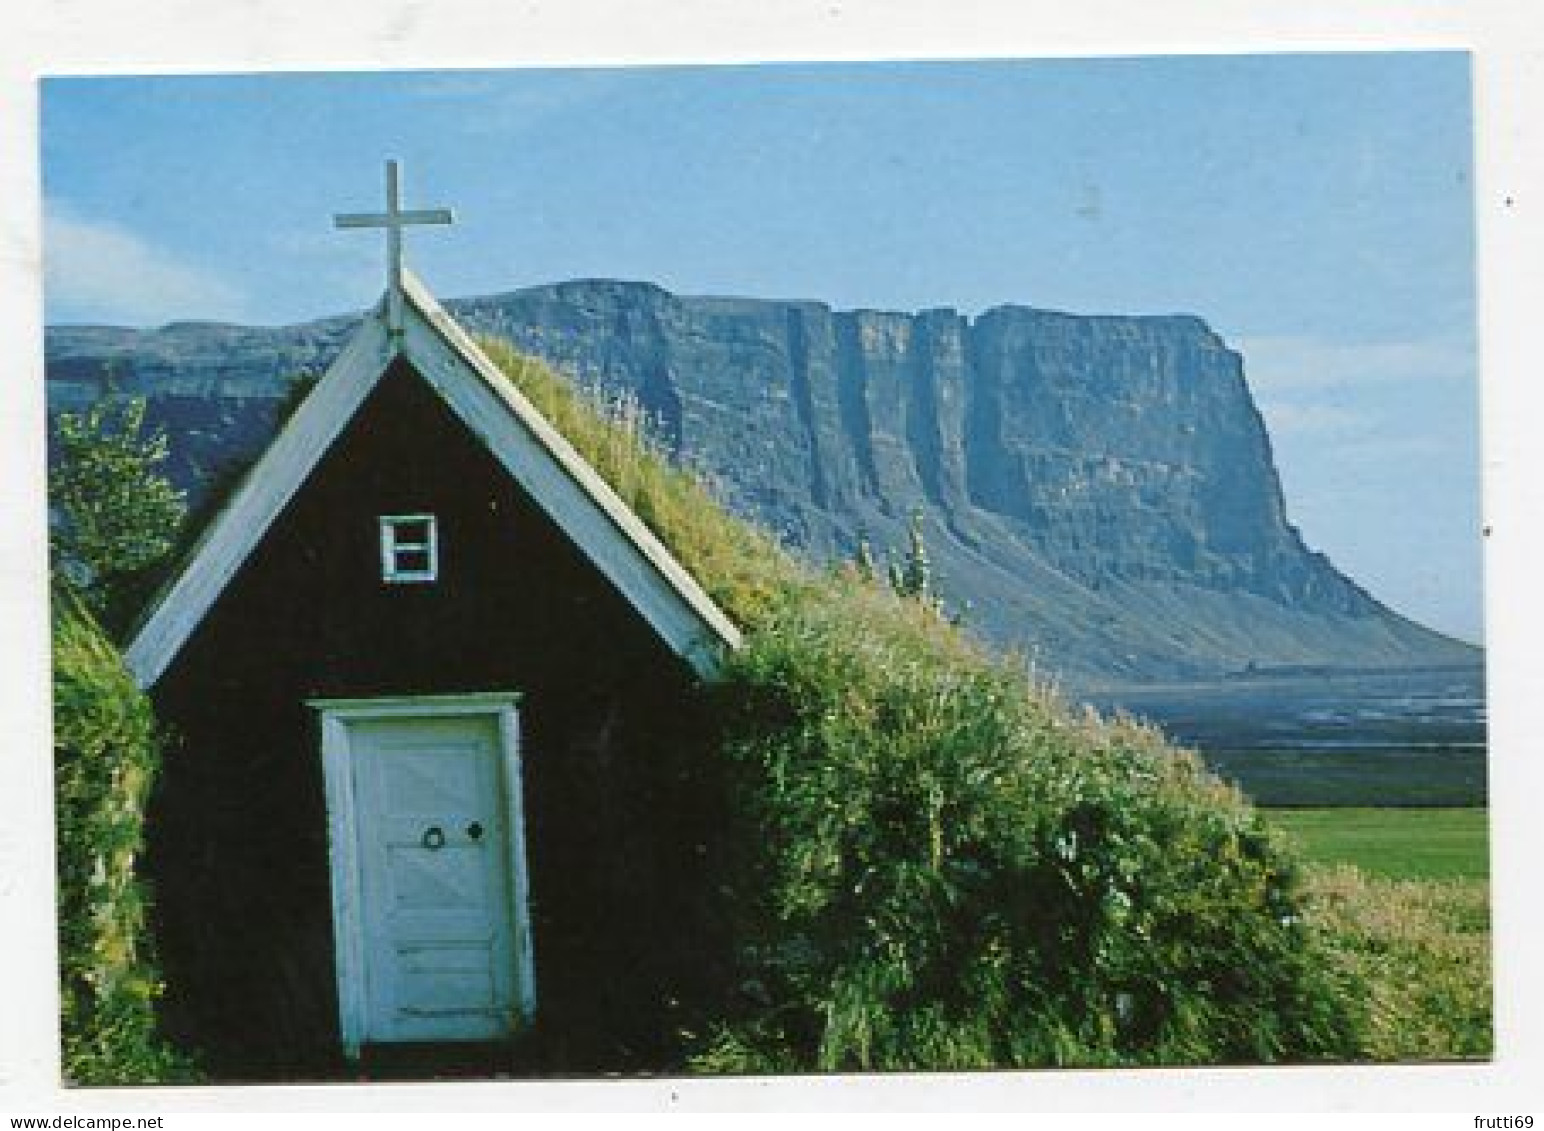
left=54, top=585, right=195, bottom=1084
left=49, top=393, right=187, bottom=636
left=484, top=341, right=1371, bottom=1070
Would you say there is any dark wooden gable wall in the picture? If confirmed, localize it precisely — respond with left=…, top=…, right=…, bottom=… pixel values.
left=145, top=359, right=727, bottom=1079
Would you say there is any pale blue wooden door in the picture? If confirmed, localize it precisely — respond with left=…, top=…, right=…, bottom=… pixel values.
left=350, top=714, right=521, bottom=1044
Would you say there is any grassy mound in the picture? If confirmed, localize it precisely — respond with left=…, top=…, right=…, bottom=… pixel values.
left=696, top=585, right=1363, bottom=1069
left=53, top=585, right=195, bottom=1084
left=485, top=340, right=1369, bottom=1069
left=1305, top=868, right=1490, bottom=1061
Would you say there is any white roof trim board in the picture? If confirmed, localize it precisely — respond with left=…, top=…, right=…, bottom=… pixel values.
left=124, top=271, right=742, bottom=688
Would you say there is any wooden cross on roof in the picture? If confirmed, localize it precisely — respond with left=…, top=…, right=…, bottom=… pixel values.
left=334, top=159, right=454, bottom=334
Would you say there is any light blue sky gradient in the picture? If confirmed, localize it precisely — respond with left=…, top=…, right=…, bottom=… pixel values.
left=40, top=54, right=1483, bottom=642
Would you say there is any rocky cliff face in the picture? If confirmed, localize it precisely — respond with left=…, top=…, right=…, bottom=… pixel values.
left=44, top=280, right=1476, bottom=683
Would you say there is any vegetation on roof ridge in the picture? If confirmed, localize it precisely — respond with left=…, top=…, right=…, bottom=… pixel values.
left=478, top=339, right=800, bottom=626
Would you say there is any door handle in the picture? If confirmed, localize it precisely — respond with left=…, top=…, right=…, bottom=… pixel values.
left=421, top=825, right=446, bottom=851
left=467, top=821, right=484, bottom=842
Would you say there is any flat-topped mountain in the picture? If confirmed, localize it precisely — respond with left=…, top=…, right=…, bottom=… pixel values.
left=45, top=280, right=1478, bottom=683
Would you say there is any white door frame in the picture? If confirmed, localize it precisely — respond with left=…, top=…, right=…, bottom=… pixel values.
left=309, top=691, right=536, bottom=1059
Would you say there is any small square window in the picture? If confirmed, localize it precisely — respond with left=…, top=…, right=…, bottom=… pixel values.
left=380, top=514, right=438, bottom=583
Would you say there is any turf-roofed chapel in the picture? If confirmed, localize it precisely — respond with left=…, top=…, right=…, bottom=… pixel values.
left=123, top=162, right=741, bottom=1076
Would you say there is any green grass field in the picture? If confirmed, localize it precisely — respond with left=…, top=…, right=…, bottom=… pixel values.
left=1267, top=807, right=1489, bottom=881
left=1280, top=807, right=1493, bottom=1058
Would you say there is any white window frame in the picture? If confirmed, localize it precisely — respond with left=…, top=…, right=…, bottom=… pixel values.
left=379, top=513, right=438, bottom=583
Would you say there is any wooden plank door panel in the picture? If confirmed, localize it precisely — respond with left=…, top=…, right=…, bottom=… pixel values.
left=352, top=715, right=517, bottom=1044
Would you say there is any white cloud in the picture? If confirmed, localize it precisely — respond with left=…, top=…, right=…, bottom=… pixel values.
left=1232, top=333, right=1476, bottom=395
left=44, top=206, right=253, bottom=327
left=1255, top=401, right=1365, bottom=438
left=1238, top=331, right=1481, bottom=450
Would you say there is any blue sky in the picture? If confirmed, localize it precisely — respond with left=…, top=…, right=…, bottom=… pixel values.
left=40, top=54, right=1483, bottom=642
